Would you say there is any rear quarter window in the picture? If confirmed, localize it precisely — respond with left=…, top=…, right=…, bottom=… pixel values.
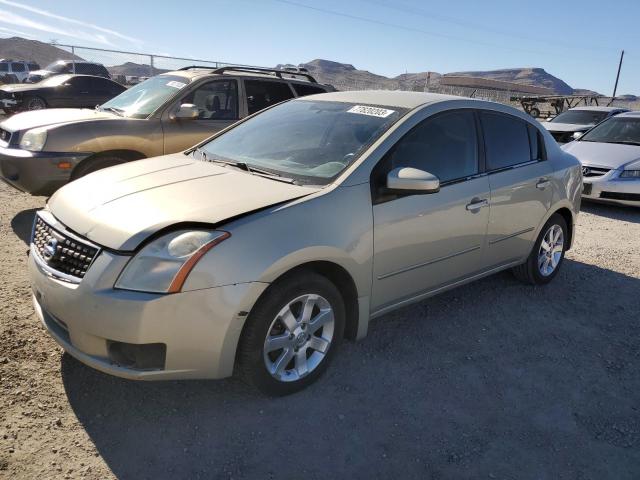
left=480, top=111, right=533, bottom=170
left=291, top=83, right=328, bottom=97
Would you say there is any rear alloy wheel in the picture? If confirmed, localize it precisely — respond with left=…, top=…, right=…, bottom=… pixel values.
left=237, top=272, right=345, bottom=395
left=512, top=213, right=568, bottom=285
left=23, top=96, right=47, bottom=111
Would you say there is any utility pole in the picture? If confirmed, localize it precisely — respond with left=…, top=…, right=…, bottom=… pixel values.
left=612, top=50, right=624, bottom=99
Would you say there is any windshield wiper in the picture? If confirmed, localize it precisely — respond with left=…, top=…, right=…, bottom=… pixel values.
left=195, top=149, right=295, bottom=184
left=608, top=141, right=640, bottom=146
left=100, top=106, right=124, bottom=116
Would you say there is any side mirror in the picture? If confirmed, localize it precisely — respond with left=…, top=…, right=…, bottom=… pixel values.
left=171, top=103, right=199, bottom=120
left=572, top=131, right=583, bottom=141
left=386, top=167, right=440, bottom=194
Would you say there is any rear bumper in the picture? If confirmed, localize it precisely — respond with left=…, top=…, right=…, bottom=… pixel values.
left=0, top=146, right=90, bottom=195
left=582, top=172, right=640, bottom=207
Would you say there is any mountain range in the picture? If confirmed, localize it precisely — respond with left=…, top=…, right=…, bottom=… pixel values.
left=1, top=36, right=634, bottom=98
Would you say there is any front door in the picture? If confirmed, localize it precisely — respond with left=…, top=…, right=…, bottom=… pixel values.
left=162, top=79, right=239, bottom=154
left=478, top=111, right=553, bottom=267
left=371, top=110, right=490, bottom=311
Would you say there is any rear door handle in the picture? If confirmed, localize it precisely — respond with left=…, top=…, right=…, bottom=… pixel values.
left=536, top=178, right=551, bottom=189
left=466, top=198, right=489, bottom=212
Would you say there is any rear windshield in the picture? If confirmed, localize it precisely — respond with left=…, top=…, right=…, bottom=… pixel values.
left=551, top=110, right=608, bottom=125
left=198, top=100, right=405, bottom=185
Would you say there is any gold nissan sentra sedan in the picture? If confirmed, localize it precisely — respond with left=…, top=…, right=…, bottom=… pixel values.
left=29, top=91, right=582, bottom=395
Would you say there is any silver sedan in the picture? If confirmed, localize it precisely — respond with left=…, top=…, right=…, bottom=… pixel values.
left=563, top=111, right=640, bottom=207
left=29, top=91, right=581, bottom=395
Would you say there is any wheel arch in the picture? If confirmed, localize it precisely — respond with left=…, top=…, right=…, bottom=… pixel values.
left=251, top=261, right=362, bottom=342
left=534, top=202, right=576, bottom=251
left=70, top=149, right=147, bottom=179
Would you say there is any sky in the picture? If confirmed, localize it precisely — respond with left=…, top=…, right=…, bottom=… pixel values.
left=0, top=0, right=638, bottom=95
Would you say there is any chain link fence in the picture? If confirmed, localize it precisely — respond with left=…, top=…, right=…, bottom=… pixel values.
left=53, top=44, right=256, bottom=85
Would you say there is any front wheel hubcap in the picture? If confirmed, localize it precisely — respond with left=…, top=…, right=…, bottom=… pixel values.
left=263, top=294, right=335, bottom=382
left=537, top=224, right=564, bottom=277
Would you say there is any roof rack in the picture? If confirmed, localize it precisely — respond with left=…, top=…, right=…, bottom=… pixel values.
left=178, top=65, right=317, bottom=83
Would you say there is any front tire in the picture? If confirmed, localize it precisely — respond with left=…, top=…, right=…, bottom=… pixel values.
left=237, top=271, right=345, bottom=396
left=71, top=156, right=127, bottom=180
left=512, top=213, right=568, bottom=285
left=23, top=96, right=47, bottom=111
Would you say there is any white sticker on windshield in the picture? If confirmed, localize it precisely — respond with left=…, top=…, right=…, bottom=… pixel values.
left=347, top=105, right=395, bottom=118
left=166, top=80, right=187, bottom=89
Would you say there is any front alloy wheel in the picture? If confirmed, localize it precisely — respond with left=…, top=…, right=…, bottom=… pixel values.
left=264, top=294, right=335, bottom=382
left=237, top=271, right=345, bottom=395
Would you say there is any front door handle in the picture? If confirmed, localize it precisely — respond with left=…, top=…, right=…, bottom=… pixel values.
left=536, top=178, right=551, bottom=189
left=466, top=198, right=489, bottom=212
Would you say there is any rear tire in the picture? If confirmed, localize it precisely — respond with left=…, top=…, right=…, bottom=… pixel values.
left=237, top=271, right=345, bottom=396
left=512, top=213, right=568, bottom=285
left=529, top=107, right=541, bottom=118
left=71, top=156, right=127, bottom=180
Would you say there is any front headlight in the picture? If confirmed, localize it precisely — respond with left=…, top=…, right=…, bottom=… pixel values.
left=620, top=170, right=640, bottom=178
left=115, top=230, right=230, bottom=293
left=19, top=127, right=48, bottom=151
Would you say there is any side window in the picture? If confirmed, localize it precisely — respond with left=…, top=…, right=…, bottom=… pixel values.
left=0, top=63, right=8, bottom=73
left=181, top=80, right=238, bottom=120
left=28, top=63, right=39, bottom=71
left=481, top=112, right=532, bottom=170
left=68, top=77, right=92, bottom=91
left=527, top=124, right=545, bottom=161
left=388, top=110, right=479, bottom=183
left=292, top=83, right=327, bottom=97
left=75, top=63, right=90, bottom=74
left=245, top=80, right=294, bottom=115
left=11, top=62, right=25, bottom=72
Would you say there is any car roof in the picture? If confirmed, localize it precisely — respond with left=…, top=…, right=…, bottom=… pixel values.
left=301, top=90, right=467, bottom=109
left=568, top=106, right=628, bottom=112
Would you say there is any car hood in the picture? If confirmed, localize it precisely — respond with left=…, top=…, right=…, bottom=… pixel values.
left=561, top=141, right=640, bottom=169
left=542, top=122, right=590, bottom=133
left=0, top=84, right=43, bottom=94
left=0, top=108, right=117, bottom=132
left=48, top=154, right=320, bottom=251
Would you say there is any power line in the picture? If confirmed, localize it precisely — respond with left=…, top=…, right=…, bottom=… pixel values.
left=271, top=0, right=617, bottom=61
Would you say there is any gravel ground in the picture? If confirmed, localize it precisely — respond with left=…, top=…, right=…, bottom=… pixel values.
left=0, top=181, right=639, bottom=480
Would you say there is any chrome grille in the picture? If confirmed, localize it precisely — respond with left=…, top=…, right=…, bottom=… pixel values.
left=31, top=215, right=99, bottom=282
left=582, top=166, right=610, bottom=177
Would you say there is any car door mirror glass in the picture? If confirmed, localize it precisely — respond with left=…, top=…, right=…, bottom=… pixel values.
left=172, top=103, right=199, bottom=120
left=386, top=167, right=440, bottom=193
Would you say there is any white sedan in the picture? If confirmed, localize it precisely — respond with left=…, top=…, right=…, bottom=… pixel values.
left=563, top=111, right=640, bottom=207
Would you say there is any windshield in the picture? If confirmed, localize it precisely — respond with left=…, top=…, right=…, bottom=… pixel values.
left=199, top=100, right=405, bottom=184
left=39, top=75, right=72, bottom=87
left=44, top=61, right=72, bottom=74
left=551, top=110, right=608, bottom=125
left=99, top=75, right=189, bottom=118
left=580, top=117, right=640, bottom=145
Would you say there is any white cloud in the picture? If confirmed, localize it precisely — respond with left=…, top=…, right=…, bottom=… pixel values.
left=0, top=9, right=119, bottom=46
left=0, top=0, right=141, bottom=45
left=0, top=25, right=33, bottom=37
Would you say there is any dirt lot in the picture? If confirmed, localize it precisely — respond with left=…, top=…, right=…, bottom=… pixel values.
left=0, top=181, right=639, bottom=480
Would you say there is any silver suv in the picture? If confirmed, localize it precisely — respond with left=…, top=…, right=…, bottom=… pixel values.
left=0, top=59, right=40, bottom=84
left=29, top=91, right=581, bottom=395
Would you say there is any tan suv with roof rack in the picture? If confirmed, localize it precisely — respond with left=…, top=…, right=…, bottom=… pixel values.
left=0, top=66, right=333, bottom=195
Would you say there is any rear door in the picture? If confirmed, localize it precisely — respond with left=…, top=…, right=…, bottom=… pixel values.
left=480, top=111, right=552, bottom=268
left=64, top=77, right=94, bottom=107
left=371, top=109, right=491, bottom=311
left=161, top=78, right=240, bottom=153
